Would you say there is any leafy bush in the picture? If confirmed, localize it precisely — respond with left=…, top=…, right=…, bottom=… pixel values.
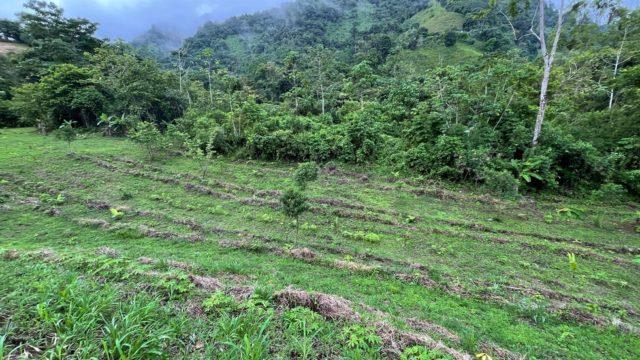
left=620, top=170, right=640, bottom=195
left=249, top=130, right=300, bottom=161
left=203, top=292, right=238, bottom=314
left=129, top=121, right=166, bottom=161
left=590, top=183, right=628, bottom=203
left=294, top=162, right=319, bottom=189
left=343, top=230, right=382, bottom=243
left=56, top=120, right=77, bottom=148
left=280, top=188, right=309, bottom=234
left=483, top=169, right=519, bottom=198
left=405, top=136, right=465, bottom=179
left=340, top=324, right=382, bottom=358
left=401, top=346, right=452, bottom=360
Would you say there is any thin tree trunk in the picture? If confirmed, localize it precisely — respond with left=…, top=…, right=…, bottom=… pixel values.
left=609, top=26, right=627, bottom=110
left=208, top=63, right=214, bottom=107
left=533, top=61, right=552, bottom=145
left=532, top=0, right=565, bottom=146
left=320, top=84, right=326, bottom=115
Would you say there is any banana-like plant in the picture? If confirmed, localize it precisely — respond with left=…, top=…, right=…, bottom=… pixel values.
left=567, top=253, right=578, bottom=272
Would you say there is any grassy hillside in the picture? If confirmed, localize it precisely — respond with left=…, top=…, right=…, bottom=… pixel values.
left=387, top=42, right=483, bottom=77
left=407, top=0, right=464, bottom=34
left=0, top=41, right=26, bottom=56
left=1, top=128, right=639, bottom=359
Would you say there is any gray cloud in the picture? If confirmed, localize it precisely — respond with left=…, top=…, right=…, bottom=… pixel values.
left=1, top=0, right=290, bottom=40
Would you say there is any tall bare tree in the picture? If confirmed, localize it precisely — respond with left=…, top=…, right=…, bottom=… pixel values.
left=530, top=0, right=569, bottom=146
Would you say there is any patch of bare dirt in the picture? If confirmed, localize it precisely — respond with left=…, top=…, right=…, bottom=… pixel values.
left=2, top=249, right=20, bottom=261
left=189, top=275, right=223, bottom=291
left=479, top=342, right=526, bottom=360
left=184, top=298, right=206, bottom=318
left=275, top=287, right=361, bottom=321
left=228, top=286, right=255, bottom=301
left=85, top=200, right=110, bottom=210
left=96, top=246, right=120, bottom=258
left=45, top=208, right=61, bottom=217
left=334, top=260, right=376, bottom=272
left=30, top=249, right=58, bottom=261
left=75, top=218, right=109, bottom=229
left=406, top=318, right=460, bottom=343
left=375, top=322, right=470, bottom=360
left=167, top=260, right=191, bottom=271
left=394, top=273, right=437, bottom=288
left=289, top=248, right=317, bottom=261
left=184, top=183, right=236, bottom=200
left=138, top=257, right=155, bottom=265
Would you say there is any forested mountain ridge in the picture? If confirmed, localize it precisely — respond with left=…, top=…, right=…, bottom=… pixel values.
left=131, top=25, right=184, bottom=65
left=182, top=0, right=546, bottom=75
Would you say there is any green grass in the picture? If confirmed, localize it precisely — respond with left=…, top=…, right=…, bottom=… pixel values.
left=1, top=128, right=639, bottom=359
left=387, top=42, right=483, bottom=76
left=407, top=0, right=464, bottom=34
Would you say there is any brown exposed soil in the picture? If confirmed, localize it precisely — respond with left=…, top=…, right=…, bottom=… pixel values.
left=275, top=287, right=361, bottom=321
left=334, top=260, right=376, bottom=272
left=167, top=260, right=191, bottom=271
left=189, top=275, right=223, bottom=291
left=406, top=318, right=460, bottom=343
left=289, top=248, right=317, bottom=261
left=228, top=286, right=255, bottom=301
left=138, top=257, right=155, bottom=265
left=374, top=321, right=470, bottom=360
left=75, top=218, right=109, bottom=229
left=2, top=249, right=20, bottom=261
left=96, top=246, right=120, bottom=258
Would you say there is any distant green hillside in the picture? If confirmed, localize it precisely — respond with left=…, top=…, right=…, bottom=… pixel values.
left=178, top=0, right=547, bottom=83
left=387, top=42, right=482, bottom=77
left=0, top=41, right=27, bottom=56
left=407, top=0, right=464, bottom=34
left=184, top=0, right=455, bottom=70
left=131, top=25, right=183, bottom=65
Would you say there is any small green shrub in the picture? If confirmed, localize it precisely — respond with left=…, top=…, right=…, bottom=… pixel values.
left=294, top=162, right=320, bottom=189
left=343, top=230, right=382, bottom=243
left=284, top=307, right=324, bottom=333
left=300, top=222, right=318, bottom=232
left=203, top=292, right=238, bottom=314
left=556, top=207, right=585, bottom=220
left=340, top=324, right=382, bottom=358
left=113, top=227, right=144, bottom=240
left=280, top=188, right=309, bottom=234
left=460, top=329, right=478, bottom=353
left=483, top=169, right=519, bottom=198
left=153, top=274, right=194, bottom=299
left=567, top=252, right=578, bottom=272
left=110, top=208, right=124, bottom=220
left=258, top=213, right=276, bottom=223
left=590, top=183, right=628, bottom=203
left=56, top=120, right=77, bottom=148
left=401, top=345, right=452, bottom=360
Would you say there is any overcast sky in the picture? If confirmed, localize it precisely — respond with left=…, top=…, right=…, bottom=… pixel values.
left=0, top=0, right=290, bottom=40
